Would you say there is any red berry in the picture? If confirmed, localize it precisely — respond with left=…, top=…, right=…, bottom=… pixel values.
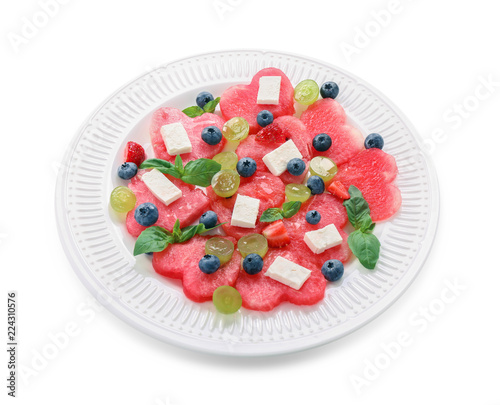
left=328, top=181, right=350, bottom=200
left=124, top=142, right=146, bottom=167
left=262, top=221, right=291, bottom=248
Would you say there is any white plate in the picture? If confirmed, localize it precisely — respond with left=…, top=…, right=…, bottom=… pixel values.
left=55, top=50, right=439, bottom=356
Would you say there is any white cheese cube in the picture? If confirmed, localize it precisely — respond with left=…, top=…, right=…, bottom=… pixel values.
left=265, top=256, right=311, bottom=290
left=141, top=169, right=182, bottom=206
left=160, top=122, right=192, bottom=156
left=304, top=224, right=343, bottom=254
left=257, top=76, right=282, bottom=105
left=230, top=194, right=260, bottom=228
left=262, top=140, right=303, bottom=176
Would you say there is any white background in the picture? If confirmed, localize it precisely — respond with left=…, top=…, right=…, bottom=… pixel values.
left=1, top=0, right=499, bottom=403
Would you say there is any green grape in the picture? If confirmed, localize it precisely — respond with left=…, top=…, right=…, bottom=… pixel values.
left=285, top=183, right=311, bottom=203
left=309, top=156, right=338, bottom=182
left=213, top=151, right=238, bottom=170
left=213, top=286, right=242, bottom=315
left=238, top=234, right=269, bottom=258
left=222, top=117, right=250, bottom=142
left=205, top=237, right=234, bottom=265
left=211, top=170, right=240, bottom=197
left=110, top=186, right=136, bottom=213
left=294, top=79, right=320, bottom=106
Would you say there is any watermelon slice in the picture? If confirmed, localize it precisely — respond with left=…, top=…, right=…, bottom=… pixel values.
left=236, top=116, right=312, bottom=184
left=219, top=68, right=296, bottom=134
left=334, top=148, right=401, bottom=221
left=150, top=107, right=226, bottom=163
left=301, top=98, right=364, bottom=165
left=153, top=235, right=241, bottom=302
left=206, top=172, right=285, bottom=239
left=126, top=171, right=210, bottom=237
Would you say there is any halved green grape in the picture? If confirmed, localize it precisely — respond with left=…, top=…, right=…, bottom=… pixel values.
left=309, top=156, right=338, bottom=182
left=294, top=79, right=320, bottom=106
left=238, top=234, right=269, bottom=258
left=222, top=117, right=250, bottom=142
left=211, top=169, right=240, bottom=197
left=110, top=186, right=136, bottom=213
left=213, top=286, right=242, bottom=315
left=205, top=237, right=234, bottom=265
left=213, top=151, right=238, bottom=170
left=285, top=183, right=311, bottom=203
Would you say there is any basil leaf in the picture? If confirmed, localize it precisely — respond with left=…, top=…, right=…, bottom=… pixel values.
left=348, top=230, right=381, bottom=270
left=174, top=155, right=184, bottom=175
left=363, top=222, right=376, bottom=233
left=172, top=219, right=182, bottom=241
left=344, top=195, right=371, bottom=229
left=282, top=201, right=301, bottom=219
left=260, top=208, right=284, bottom=223
left=133, top=227, right=173, bottom=256
left=358, top=213, right=374, bottom=233
left=140, top=159, right=182, bottom=179
left=182, top=159, right=222, bottom=187
left=179, top=225, right=200, bottom=243
left=182, top=106, right=204, bottom=118
left=348, top=185, right=364, bottom=199
left=203, top=97, right=221, bottom=113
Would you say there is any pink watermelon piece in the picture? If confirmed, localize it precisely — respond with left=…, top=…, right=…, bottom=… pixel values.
left=126, top=171, right=210, bottom=237
left=153, top=235, right=242, bottom=303
left=334, top=148, right=401, bottom=221
left=219, top=68, right=296, bottom=134
left=236, top=116, right=312, bottom=184
left=150, top=107, right=226, bottom=162
left=206, top=172, right=285, bottom=239
left=235, top=242, right=327, bottom=311
left=301, top=98, right=364, bottom=165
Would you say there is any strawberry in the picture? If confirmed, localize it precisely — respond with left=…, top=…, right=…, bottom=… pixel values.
left=328, top=181, right=350, bottom=200
left=124, top=142, right=146, bottom=167
left=255, top=122, right=287, bottom=144
left=262, top=221, right=291, bottom=248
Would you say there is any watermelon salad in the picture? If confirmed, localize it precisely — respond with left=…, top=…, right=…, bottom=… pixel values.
left=109, top=68, right=402, bottom=314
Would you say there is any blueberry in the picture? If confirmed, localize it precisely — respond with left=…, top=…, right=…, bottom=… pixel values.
left=196, top=91, right=214, bottom=109
left=236, top=157, right=257, bottom=178
left=242, top=253, right=264, bottom=275
left=198, top=254, right=220, bottom=274
left=313, top=133, right=332, bottom=152
left=321, top=260, right=344, bottom=282
left=364, top=133, right=384, bottom=150
left=287, top=158, right=306, bottom=176
left=118, top=162, right=138, bottom=180
left=320, top=81, right=340, bottom=99
left=307, top=176, right=325, bottom=195
left=134, top=203, right=159, bottom=227
left=257, top=110, right=274, bottom=127
left=201, top=126, right=222, bottom=145
left=306, top=210, right=321, bottom=225
left=200, top=210, right=218, bottom=229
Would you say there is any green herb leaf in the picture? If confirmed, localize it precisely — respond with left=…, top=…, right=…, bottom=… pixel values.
left=347, top=230, right=381, bottom=270
left=140, top=159, right=182, bottom=179
left=343, top=186, right=371, bottom=229
left=260, top=208, right=284, bottom=223
left=182, top=106, right=205, bottom=118
left=282, top=201, right=302, bottom=219
left=172, top=219, right=182, bottom=241
left=133, top=227, right=173, bottom=256
left=179, top=222, right=226, bottom=243
left=358, top=213, right=374, bottom=233
left=182, top=159, right=222, bottom=187
left=174, top=155, right=184, bottom=175
left=203, top=97, right=221, bottom=113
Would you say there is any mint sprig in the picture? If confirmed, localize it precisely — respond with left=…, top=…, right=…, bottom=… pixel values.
left=343, top=186, right=380, bottom=269
left=133, top=219, right=226, bottom=256
left=140, top=156, right=221, bottom=187
left=260, top=201, right=301, bottom=222
left=182, top=97, right=221, bottom=118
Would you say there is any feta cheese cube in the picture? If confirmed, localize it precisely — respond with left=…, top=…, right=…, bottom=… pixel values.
left=160, top=122, right=192, bottom=156
left=141, top=169, right=182, bottom=206
left=304, top=224, right=343, bottom=254
left=230, top=194, right=260, bottom=228
left=262, top=140, right=303, bottom=176
left=257, top=76, right=282, bottom=105
left=265, top=256, right=312, bottom=290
